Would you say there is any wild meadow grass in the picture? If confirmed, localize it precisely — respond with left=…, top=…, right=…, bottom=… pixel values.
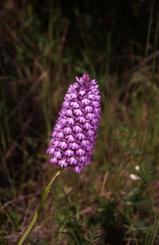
left=0, top=1, right=159, bottom=244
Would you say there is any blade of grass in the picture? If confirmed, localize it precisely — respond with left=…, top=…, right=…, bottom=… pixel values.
left=145, top=0, right=155, bottom=57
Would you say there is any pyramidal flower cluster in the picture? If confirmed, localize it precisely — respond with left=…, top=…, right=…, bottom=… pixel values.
left=47, top=74, right=101, bottom=173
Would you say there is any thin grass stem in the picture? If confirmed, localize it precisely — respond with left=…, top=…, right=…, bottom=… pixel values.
left=17, top=168, right=63, bottom=245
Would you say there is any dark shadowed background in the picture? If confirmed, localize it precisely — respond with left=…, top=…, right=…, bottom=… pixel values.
left=1, top=0, right=159, bottom=244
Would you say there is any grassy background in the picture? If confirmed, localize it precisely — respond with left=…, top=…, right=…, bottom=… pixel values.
left=0, top=0, right=159, bottom=244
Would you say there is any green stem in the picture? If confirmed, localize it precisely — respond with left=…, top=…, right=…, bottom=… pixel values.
left=17, top=169, right=62, bottom=245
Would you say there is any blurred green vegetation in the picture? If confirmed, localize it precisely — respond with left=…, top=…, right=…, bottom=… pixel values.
left=0, top=0, right=159, bottom=244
